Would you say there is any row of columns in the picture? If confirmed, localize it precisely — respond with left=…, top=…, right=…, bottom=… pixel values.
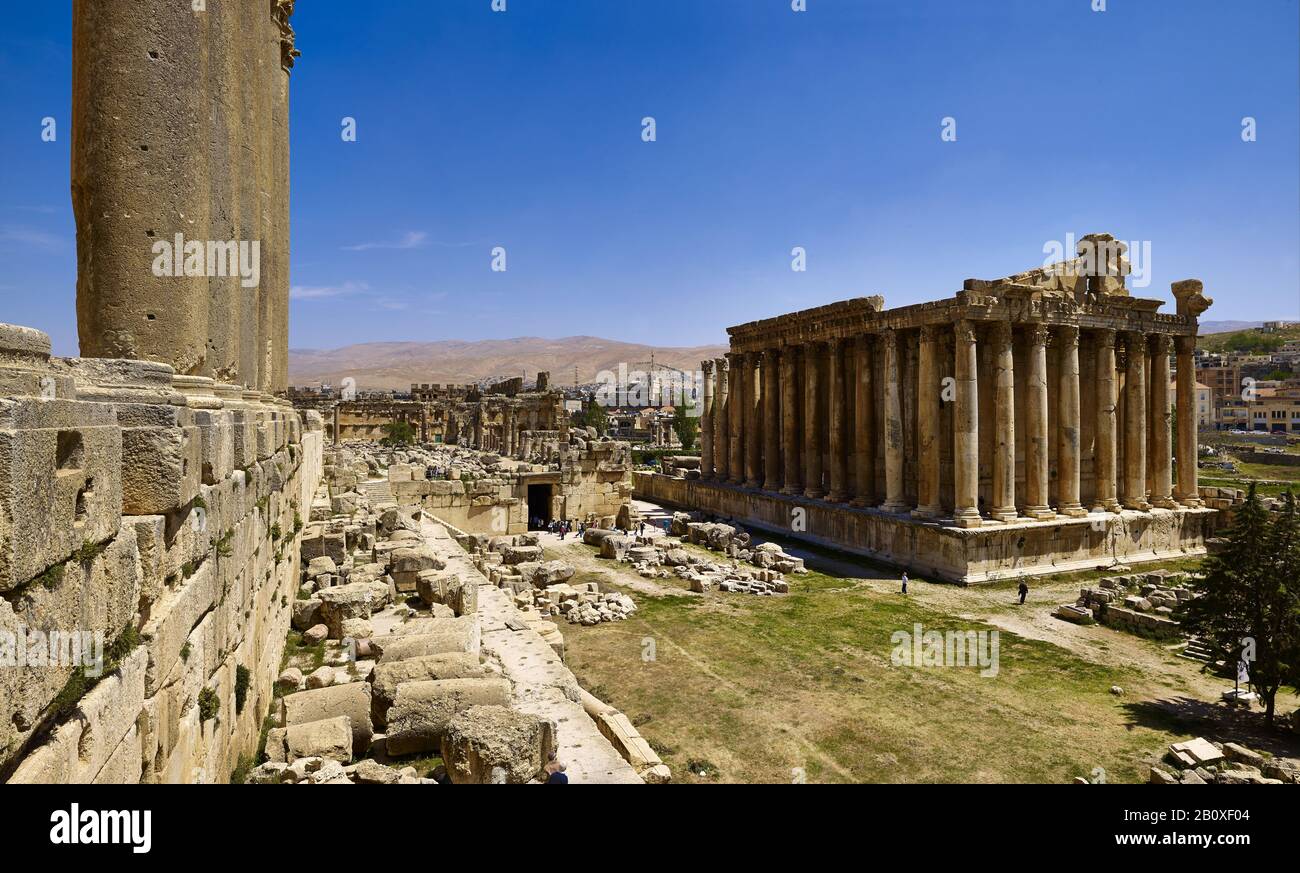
left=697, top=322, right=1201, bottom=525
left=72, top=0, right=297, bottom=391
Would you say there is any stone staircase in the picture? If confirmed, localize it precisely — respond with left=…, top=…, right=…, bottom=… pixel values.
left=1178, top=636, right=1215, bottom=664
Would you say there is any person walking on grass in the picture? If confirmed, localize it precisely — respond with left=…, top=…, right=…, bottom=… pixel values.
left=900, top=571, right=908, bottom=595
left=1017, top=579, right=1029, bottom=605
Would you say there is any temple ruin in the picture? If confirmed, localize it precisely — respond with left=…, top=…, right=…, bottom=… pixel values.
left=636, top=236, right=1219, bottom=583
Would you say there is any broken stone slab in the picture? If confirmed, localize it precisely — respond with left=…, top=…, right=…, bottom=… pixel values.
left=440, top=704, right=558, bottom=785
left=370, top=652, right=493, bottom=727
left=267, top=715, right=353, bottom=764
left=280, top=682, right=374, bottom=757
left=373, top=616, right=481, bottom=662
left=384, top=677, right=512, bottom=756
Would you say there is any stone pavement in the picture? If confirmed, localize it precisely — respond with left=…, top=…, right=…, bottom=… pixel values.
left=420, top=518, right=642, bottom=784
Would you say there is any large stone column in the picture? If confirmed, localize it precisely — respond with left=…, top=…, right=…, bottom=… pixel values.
left=745, top=352, right=762, bottom=488
left=881, top=330, right=907, bottom=513
left=852, top=334, right=875, bottom=506
left=271, top=1, right=298, bottom=392
left=714, top=357, right=730, bottom=483
left=1023, top=324, right=1054, bottom=519
left=700, top=359, right=715, bottom=478
left=989, top=321, right=1018, bottom=521
left=952, top=320, right=981, bottom=527
left=332, top=404, right=340, bottom=445
left=1174, top=336, right=1203, bottom=506
left=827, top=339, right=848, bottom=502
left=803, top=342, right=825, bottom=499
left=727, top=353, right=744, bottom=484
left=1056, top=325, right=1086, bottom=517
left=780, top=346, right=802, bottom=495
left=73, top=0, right=211, bottom=374
left=1149, top=334, right=1177, bottom=507
left=1093, top=329, right=1121, bottom=512
left=914, top=325, right=941, bottom=517
left=1122, top=332, right=1151, bottom=510
left=763, top=349, right=781, bottom=491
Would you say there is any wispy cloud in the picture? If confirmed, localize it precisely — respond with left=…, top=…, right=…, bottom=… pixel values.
left=0, top=225, right=65, bottom=251
left=290, top=280, right=371, bottom=300
left=341, top=231, right=429, bottom=252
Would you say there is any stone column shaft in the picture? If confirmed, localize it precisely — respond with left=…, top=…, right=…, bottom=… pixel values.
left=714, top=357, right=730, bottom=483
left=1150, top=334, right=1177, bottom=507
left=1175, top=336, right=1203, bottom=506
left=781, top=347, right=802, bottom=495
left=914, top=325, right=942, bottom=517
left=1024, top=324, right=1054, bottom=519
left=953, top=320, right=981, bottom=527
left=700, top=359, right=715, bottom=478
left=1057, top=325, right=1086, bottom=516
left=881, top=330, right=907, bottom=512
left=763, top=350, right=781, bottom=490
left=852, top=335, right=875, bottom=506
left=728, top=353, right=744, bottom=484
left=745, top=352, right=762, bottom=488
left=990, top=321, right=1017, bottom=521
left=1123, top=332, right=1151, bottom=510
left=1093, top=329, right=1121, bottom=512
left=803, top=343, right=825, bottom=499
left=827, top=339, right=848, bottom=502
left=73, top=0, right=212, bottom=375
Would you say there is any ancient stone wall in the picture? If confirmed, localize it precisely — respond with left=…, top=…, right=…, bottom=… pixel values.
left=1, top=324, right=323, bottom=782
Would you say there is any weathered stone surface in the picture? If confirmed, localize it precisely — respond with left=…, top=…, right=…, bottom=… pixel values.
left=373, top=617, right=480, bottom=662
left=385, top=678, right=512, bottom=756
left=280, top=683, right=374, bottom=756
left=440, top=704, right=557, bottom=784
left=370, top=652, right=491, bottom=727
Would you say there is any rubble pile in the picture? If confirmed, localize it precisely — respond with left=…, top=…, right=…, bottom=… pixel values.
left=1148, top=737, right=1299, bottom=785
left=246, top=446, right=571, bottom=784
left=1054, top=568, right=1197, bottom=640
left=584, top=511, right=807, bottom=596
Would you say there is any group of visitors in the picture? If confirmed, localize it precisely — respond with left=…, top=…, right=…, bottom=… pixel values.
left=533, top=517, right=580, bottom=539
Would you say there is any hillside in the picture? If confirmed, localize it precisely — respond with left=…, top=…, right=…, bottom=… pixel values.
left=1198, top=324, right=1300, bottom=354
left=288, top=336, right=729, bottom=391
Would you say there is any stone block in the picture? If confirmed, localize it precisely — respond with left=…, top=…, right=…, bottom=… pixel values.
left=440, top=704, right=557, bottom=784
left=0, top=397, right=122, bottom=591
left=385, top=678, right=512, bottom=756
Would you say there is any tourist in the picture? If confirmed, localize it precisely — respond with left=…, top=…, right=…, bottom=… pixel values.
left=1017, top=580, right=1029, bottom=605
left=544, top=753, right=568, bottom=784
left=900, top=572, right=908, bottom=595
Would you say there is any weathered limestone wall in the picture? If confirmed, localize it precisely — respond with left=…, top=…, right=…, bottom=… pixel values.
left=72, top=0, right=295, bottom=391
left=634, top=471, right=1216, bottom=585
left=1, top=324, right=323, bottom=783
left=387, top=442, right=634, bottom=537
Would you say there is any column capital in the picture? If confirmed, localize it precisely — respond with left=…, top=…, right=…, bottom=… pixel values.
left=920, top=323, right=943, bottom=343
left=1175, top=335, right=1197, bottom=355
left=701, top=358, right=714, bottom=374
left=1027, top=322, right=1050, bottom=347
left=1094, top=327, right=1117, bottom=349
left=954, top=318, right=978, bottom=345
left=990, top=319, right=1013, bottom=346
left=718, top=355, right=732, bottom=371
left=1150, top=333, right=1172, bottom=355
left=1056, top=324, right=1080, bottom=346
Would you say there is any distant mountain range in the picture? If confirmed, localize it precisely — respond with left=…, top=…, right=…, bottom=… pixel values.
left=288, top=336, right=729, bottom=391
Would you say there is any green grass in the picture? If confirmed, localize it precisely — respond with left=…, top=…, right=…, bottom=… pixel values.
left=565, top=560, right=1214, bottom=784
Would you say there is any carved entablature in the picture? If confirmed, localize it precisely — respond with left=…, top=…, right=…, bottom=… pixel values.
left=725, top=245, right=1207, bottom=354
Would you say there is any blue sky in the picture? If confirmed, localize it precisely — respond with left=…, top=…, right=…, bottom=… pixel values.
left=2, top=0, right=1297, bottom=357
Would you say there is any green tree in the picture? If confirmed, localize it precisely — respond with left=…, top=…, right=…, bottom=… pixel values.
left=1182, top=485, right=1300, bottom=726
left=380, top=419, right=416, bottom=447
left=580, top=397, right=608, bottom=436
left=672, top=401, right=699, bottom=451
